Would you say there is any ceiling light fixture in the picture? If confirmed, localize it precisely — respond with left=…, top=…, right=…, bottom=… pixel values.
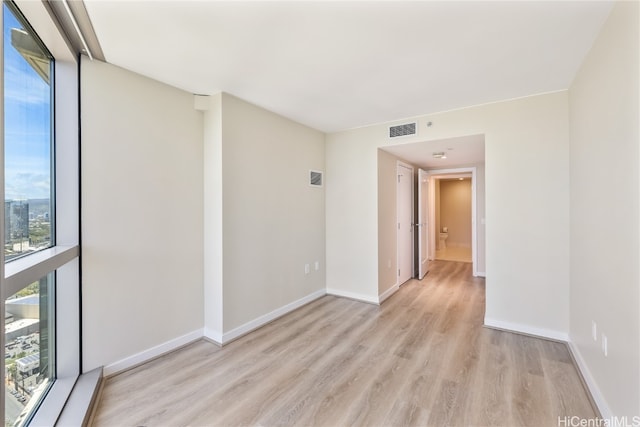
left=433, top=152, right=447, bottom=159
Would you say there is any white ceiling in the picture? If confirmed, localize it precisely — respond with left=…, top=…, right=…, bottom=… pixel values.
left=382, top=134, right=485, bottom=169
left=83, top=1, right=613, bottom=133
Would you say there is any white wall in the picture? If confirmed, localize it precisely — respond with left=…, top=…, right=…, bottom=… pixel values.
left=202, top=93, right=223, bottom=339
left=326, top=125, right=383, bottom=300
left=203, top=93, right=326, bottom=336
left=222, top=94, right=326, bottom=331
left=435, top=179, right=441, bottom=250
left=81, top=59, right=204, bottom=371
left=569, top=1, right=639, bottom=418
left=475, top=164, right=486, bottom=274
left=326, top=92, right=570, bottom=337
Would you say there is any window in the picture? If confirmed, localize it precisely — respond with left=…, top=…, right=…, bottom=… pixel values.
left=5, top=274, right=54, bottom=426
left=2, top=1, right=80, bottom=425
left=3, top=1, right=53, bottom=263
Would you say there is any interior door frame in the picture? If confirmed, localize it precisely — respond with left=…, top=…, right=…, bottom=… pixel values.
left=397, top=161, right=414, bottom=285
left=427, top=167, right=479, bottom=277
left=417, top=168, right=429, bottom=279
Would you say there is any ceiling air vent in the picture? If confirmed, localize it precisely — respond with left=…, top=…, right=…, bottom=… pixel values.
left=388, top=122, right=417, bottom=139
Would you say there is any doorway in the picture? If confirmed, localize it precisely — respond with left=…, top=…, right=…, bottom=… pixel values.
left=397, top=162, right=413, bottom=285
left=417, top=169, right=430, bottom=279
left=427, top=167, right=479, bottom=276
left=377, top=134, right=486, bottom=299
left=434, top=176, right=472, bottom=262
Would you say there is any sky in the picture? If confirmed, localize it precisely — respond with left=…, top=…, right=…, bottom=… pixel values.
left=3, top=2, right=52, bottom=201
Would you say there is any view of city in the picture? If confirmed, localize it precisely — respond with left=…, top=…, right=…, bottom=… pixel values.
left=4, top=197, right=52, bottom=425
left=5, top=199, right=52, bottom=261
left=4, top=200, right=52, bottom=426
left=4, top=276, right=52, bottom=427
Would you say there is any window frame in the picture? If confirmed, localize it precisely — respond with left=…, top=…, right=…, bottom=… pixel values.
left=1, top=0, right=81, bottom=424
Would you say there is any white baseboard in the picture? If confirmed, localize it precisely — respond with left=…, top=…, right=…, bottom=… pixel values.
left=484, top=317, right=569, bottom=342
left=378, top=283, right=399, bottom=304
left=221, top=289, right=326, bottom=344
left=203, top=327, right=222, bottom=345
left=103, top=328, right=203, bottom=377
left=475, top=271, right=486, bottom=277
left=567, top=340, right=613, bottom=419
left=326, top=288, right=379, bottom=305
left=484, top=319, right=611, bottom=419
left=103, top=290, right=326, bottom=375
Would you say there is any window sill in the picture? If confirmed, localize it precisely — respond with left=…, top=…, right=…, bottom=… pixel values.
left=56, top=368, right=103, bottom=426
left=4, top=245, right=78, bottom=296
left=29, top=367, right=102, bottom=427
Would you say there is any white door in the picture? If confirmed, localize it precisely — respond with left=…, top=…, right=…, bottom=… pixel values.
left=417, top=169, right=429, bottom=279
left=397, top=163, right=413, bottom=285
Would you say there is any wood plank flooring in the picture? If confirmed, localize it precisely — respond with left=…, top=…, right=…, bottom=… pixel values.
left=91, top=261, right=597, bottom=426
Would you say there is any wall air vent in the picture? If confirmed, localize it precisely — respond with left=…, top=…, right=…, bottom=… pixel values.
left=388, top=122, right=417, bottom=139
left=309, top=170, right=323, bottom=187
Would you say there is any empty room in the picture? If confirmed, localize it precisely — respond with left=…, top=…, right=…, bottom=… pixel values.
left=0, top=1, right=638, bottom=426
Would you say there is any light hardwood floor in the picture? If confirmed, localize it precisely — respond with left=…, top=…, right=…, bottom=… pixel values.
left=91, top=261, right=597, bottom=426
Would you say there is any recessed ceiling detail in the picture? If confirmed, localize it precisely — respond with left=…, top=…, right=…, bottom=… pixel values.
left=382, top=134, right=485, bottom=169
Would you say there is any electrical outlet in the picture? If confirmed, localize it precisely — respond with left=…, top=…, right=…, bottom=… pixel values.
left=592, top=321, right=597, bottom=341
left=602, top=334, right=608, bottom=357
left=304, top=264, right=310, bottom=275
left=314, top=261, right=319, bottom=271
